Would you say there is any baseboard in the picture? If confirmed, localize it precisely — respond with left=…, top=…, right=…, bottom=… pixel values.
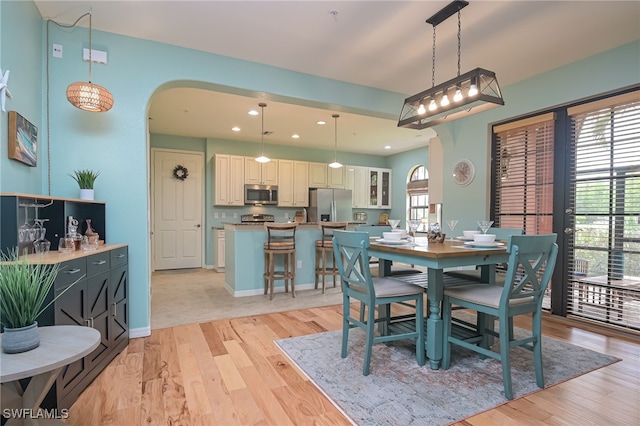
left=130, top=326, right=151, bottom=338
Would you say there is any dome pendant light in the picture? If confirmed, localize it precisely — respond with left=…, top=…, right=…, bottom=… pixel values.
left=328, top=114, right=343, bottom=169
left=66, top=10, right=114, bottom=112
left=255, top=103, right=271, bottom=163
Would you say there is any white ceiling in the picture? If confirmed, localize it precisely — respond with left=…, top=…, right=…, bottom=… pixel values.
left=35, top=1, right=640, bottom=155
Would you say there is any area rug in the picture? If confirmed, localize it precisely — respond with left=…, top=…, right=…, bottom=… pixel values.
left=275, top=326, right=620, bottom=425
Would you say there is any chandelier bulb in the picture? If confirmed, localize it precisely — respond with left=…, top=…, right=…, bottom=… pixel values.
left=428, top=99, right=437, bottom=111
left=453, top=89, right=463, bottom=102
left=468, top=84, right=478, bottom=97
left=440, top=95, right=450, bottom=107
left=417, top=103, right=426, bottom=115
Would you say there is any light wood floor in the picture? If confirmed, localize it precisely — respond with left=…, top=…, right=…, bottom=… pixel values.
left=68, top=303, right=640, bottom=425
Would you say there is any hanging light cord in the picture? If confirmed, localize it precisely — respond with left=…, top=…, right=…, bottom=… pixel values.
left=261, top=104, right=265, bottom=155
left=334, top=114, right=339, bottom=158
left=431, top=25, right=437, bottom=88
left=457, top=8, right=462, bottom=77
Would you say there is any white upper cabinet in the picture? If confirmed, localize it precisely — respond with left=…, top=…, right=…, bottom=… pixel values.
left=278, top=160, right=309, bottom=207
left=214, top=154, right=245, bottom=206
left=245, top=157, right=278, bottom=185
left=345, top=165, right=369, bottom=208
left=308, top=162, right=328, bottom=188
left=328, top=165, right=345, bottom=189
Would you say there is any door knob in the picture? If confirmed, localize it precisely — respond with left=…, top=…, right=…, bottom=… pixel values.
left=195, top=224, right=201, bottom=228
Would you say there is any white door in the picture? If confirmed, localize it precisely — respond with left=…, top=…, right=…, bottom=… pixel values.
left=152, top=149, right=204, bottom=270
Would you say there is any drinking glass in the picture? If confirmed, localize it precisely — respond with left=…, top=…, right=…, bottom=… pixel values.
left=408, top=220, right=420, bottom=240
left=388, top=219, right=400, bottom=229
left=477, top=220, right=494, bottom=234
left=445, top=219, right=459, bottom=239
left=59, top=237, right=74, bottom=253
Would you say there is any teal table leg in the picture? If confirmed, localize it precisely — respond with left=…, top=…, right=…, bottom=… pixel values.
left=426, top=268, right=443, bottom=369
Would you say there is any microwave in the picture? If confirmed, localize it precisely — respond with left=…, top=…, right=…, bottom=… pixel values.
left=244, top=184, right=278, bottom=205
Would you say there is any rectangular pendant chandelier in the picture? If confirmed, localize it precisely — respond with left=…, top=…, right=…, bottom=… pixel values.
left=398, top=1, right=504, bottom=130
left=398, top=67, right=504, bottom=129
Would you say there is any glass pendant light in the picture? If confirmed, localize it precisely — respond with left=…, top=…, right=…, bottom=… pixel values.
left=255, top=102, right=270, bottom=163
left=328, top=114, right=343, bottom=169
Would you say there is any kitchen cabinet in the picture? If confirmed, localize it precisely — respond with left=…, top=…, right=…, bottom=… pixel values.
left=345, top=166, right=369, bottom=208
left=244, top=157, right=278, bottom=185
left=213, top=228, right=225, bottom=271
left=37, top=246, right=129, bottom=409
left=308, top=162, right=345, bottom=189
left=369, top=168, right=392, bottom=209
left=309, top=162, right=328, bottom=188
left=278, top=160, right=309, bottom=207
left=215, top=154, right=245, bottom=206
left=328, top=165, right=345, bottom=189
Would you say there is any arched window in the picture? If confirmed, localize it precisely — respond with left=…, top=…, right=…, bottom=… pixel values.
left=407, top=166, right=429, bottom=229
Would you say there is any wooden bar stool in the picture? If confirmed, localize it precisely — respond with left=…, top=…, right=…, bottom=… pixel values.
left=315, top=222, right=347, bottom=293
left=264, top=222, right=298, bottom=300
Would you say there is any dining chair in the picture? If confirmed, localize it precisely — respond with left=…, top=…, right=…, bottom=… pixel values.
left=441, top=234, right=558, bottom=400
left=332, top=230, right=426, bottom=376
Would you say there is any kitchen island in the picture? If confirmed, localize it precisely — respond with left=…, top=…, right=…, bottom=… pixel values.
left=223, top=222, right=365, bottom=296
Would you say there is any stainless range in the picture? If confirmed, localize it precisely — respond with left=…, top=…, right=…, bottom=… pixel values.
left=240, top=214, right=275, bottom=223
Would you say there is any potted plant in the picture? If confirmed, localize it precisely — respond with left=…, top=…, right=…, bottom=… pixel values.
left=69, top=169, right=100, bottom=200
left=0, top=249, right=81, bottom=353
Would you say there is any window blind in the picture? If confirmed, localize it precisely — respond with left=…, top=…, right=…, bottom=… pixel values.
left=566, top=91, right=640, bottom=330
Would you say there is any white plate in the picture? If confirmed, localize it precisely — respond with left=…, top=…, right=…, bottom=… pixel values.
left=464, top=241, right=505, bottom=248
left=376, top=239, right=408, bottom=245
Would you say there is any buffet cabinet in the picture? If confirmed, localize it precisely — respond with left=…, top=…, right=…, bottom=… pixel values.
left=37, top=245, right=129, bottom=409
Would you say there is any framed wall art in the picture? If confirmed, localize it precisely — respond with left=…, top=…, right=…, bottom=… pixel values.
left=8, top=110, right=37, bottom=167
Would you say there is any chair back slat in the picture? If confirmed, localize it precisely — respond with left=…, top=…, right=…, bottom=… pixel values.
left=264, top=223, right=297, bottom=250
left=501, top=234, right=558, bottom=308
left=333, top=230, right=374, bottom=300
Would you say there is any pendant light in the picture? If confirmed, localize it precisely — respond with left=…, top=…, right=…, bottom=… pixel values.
left=66, top=10, right=114, bottom=112
left=398, top=0, right=503, bottom=129
left=255, top=103, right=271, bottom=163
left=328, top=114, right=343, bottom=169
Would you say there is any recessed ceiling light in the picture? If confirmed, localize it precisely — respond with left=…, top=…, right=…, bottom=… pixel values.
left=232, top=126, right=241, bottom=132
left=384, top=145, right=392, bottom=150
left=291, top=134, right=300, bottom=139
left=248, top=109, right=259, bottom=116
left=316, top=120, right=326, bottom=125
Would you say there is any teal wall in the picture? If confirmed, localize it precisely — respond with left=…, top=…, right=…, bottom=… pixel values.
left=387, top=146, right=429, bottom=228
left=1, top=0, right=638, bottom=334
left=0, top=1, right=43, bottom=194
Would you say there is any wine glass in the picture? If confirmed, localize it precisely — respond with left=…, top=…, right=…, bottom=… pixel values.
left=445, top=219, right=459, bottom=240
left=408, top=220, right=420, bottom=240
left=388, top=219, right=400, bottom=229
left=477, top=220, right=494, bottom=234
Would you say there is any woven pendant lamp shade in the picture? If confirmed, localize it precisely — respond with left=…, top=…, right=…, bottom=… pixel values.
left=66, top=82, right=114, bottom=112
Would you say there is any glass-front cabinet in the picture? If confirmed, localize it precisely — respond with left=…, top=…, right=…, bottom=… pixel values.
left=368, top=168, right=391, bottom=209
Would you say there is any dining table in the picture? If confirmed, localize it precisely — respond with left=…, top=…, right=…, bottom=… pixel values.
left=368, top=237, right=509, bottom=369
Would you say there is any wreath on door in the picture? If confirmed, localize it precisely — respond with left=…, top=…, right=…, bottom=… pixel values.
left=172, top=165, right=189, bottom=181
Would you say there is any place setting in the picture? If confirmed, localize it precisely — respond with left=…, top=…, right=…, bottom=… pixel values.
left=452, top=221, right=506, bottom=249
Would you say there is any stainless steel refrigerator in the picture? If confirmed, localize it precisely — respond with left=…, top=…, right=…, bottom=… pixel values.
left=308, top=188, right=353, bottom=222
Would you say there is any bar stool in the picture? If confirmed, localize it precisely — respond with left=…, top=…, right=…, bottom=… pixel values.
left=263, top=222, right=298, bottom=300
left=315, top=222, right=347, bottom=293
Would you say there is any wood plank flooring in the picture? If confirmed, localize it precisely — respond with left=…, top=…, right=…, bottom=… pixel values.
left=68, top=305, right=640, bottom=425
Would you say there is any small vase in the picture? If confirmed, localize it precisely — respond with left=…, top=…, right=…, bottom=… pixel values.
left=79, top=189, right=94, bottom=200
left=2, top=321, right=40, bottom=354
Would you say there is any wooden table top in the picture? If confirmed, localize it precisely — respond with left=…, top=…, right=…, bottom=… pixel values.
left=369, top=238, right=507, bottom=259
left=1, top=326, right=101, bottom=382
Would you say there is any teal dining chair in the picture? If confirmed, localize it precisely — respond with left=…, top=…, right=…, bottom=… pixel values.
left=332, top=230, right=426, bottom=376
left=441, top=234, right=558, bottom=400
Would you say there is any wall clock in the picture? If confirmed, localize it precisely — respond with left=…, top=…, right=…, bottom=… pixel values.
left=453, top=159, right=475, bottom=186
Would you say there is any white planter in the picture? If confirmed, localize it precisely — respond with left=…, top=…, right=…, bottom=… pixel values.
left=79, top=189, right=94, bottom=200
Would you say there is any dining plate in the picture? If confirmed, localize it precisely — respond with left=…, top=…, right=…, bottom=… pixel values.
left=463, top=241, right=505, bottom=248
left=455, top=236, right=474, bottom=241
left=376, top=239, right=408, bottom=245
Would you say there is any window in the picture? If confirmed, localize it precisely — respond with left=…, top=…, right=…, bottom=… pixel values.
left=407, top=166, right=429, bottom=230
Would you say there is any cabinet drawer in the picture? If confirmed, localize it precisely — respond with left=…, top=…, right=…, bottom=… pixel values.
left=87, top=252, right=110, bottom=277
left=55, top=258, right=86, bottom=290
left=110, top=247, right=128, bottom=267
